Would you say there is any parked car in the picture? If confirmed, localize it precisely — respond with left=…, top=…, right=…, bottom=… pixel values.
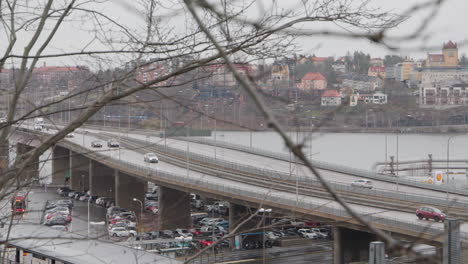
left=46, top=207, right=70, bottom=216
left=65, top=133, right=74, bottom=138
left=310, top=228, right=328, bottom=239
left=109, top=219, right=136, bottom=228
left=144, top=153, right=159, bottom=163
left=145, top=192, right=158, bottom=201
left=107, top=139, right=119, bottom=147
left=265, top=231, right=280, bottom=240
left=45, top=213, right=72, bottom=223
left=160, top=230, right=176, bottom=238
left=216, top=220, right=229, bottom=229
left=175, top=228, right=193, bottom=238
left=91, top=140, right=103, bottom=148
left=199, top=218, right=224, bottom=226
left=68, top=191, right=78, bottom=198
left=57, top=200, right=74, bottom=208
left=351, top=179, right=373, bottom=189
left=73, top=192, right=85, bottom=200
left=416, top=206, right=446, bottom=222
left=57, top=187, right=71, bottom=196
left=189, top=228, right=203, bottom=237
left=297, top=228, right=319, bottom=239
left=44, top=215, right=68, bottom=226
left=109, top=227, right=135, bottom=237
left=199, top=238, right=214, bottom=247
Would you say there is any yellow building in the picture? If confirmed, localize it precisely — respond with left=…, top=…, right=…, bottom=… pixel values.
left=426, top=41, right=459, bottom=67
left=271, top=63, right=290, bottom=81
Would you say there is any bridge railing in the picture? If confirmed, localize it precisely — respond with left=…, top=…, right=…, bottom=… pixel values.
left=115, top=134, right=468, bottom=211
left=174, top=136, right=468, bottom=195
left=58, top=140, right=468, bottom=243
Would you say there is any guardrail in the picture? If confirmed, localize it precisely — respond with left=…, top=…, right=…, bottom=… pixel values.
left=109, top=133, right=468, bottom=211
left=174, top=136, right=468, bottom=196
left=57, top=140, right=468, bottom=243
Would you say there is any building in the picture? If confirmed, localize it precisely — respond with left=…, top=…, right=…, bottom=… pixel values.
left=297, top=72, right=327, bottom=91
left=135, top=62, right=169, bottom=86
left=358, top=92, right=388, bottom=104
left=368, top=66, right=386, bottom=79
left=0, top=69, right=12, bottom=88
left=426, top=41, right=459, bottom=68
left=394, top=60, right=421, bottom=82
left=341, top=73, right=381, bottom=91
left=420, top=84, right=468, bottom=107
left=271, top=63, right=290, bottom=81
left=420, top=66, right=468, bottom=87
left=33, top=64, right=88, bottom=85
left=321, top=90, right=341, bottom=106
left=202, top=63, right=255, bottom=87
left=370, top=58, right=384, bottom=67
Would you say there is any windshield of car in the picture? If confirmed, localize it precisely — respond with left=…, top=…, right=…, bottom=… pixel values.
left=147, top=153, right=156, bottom=157
left=432, top=207, right=443, bottom=214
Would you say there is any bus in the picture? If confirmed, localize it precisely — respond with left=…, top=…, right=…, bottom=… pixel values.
left=12, top=195, right=27, bottom=214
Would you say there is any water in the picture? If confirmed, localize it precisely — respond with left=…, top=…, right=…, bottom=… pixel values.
left=209, top=131, right=468, bottom=170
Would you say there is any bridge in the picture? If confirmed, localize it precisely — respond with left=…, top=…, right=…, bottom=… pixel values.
left=10, top=124, right=468, bottom=263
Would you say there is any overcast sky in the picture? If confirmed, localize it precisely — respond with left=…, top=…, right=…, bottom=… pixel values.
left=3, top=0, right=467, bottom=67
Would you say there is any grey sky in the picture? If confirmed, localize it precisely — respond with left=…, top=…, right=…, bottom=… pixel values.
left=3, top=0, right=466, bottom=67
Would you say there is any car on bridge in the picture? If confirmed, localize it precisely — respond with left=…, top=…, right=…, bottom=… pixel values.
left=416, top=206, right=446, bottom=222
left=144, top=152, right=159, bottom=163
left=65, top=132, right=74, bottom=138
left=91, top=140, right=103, bottom=148
left=351, top=179, right=373, bottom=189
left=107, top=139, right=119, bottom=147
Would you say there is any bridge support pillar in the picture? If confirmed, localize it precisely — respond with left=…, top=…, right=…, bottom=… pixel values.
left=0, top=140, right=9, bottom=174
left=89, top=160, right=115, bottom=197
left=115, top=171, right=145, bottom=219
left=70, top=151, right=90, bottom=191
left=229, top=204, right=258, bottom=249
left=158, top=186, right=191, bottom=230
left=16, top=143, right=38, bottom=182
left=333, top=227, right=377, bottom=264
left=52, top=146, right=70, bottom=185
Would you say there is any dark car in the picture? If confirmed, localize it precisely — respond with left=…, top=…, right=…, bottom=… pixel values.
left=73, top=192, right=85, bottom=200
left=91, top=140, right=103, bottom=148
left=107, top=139, right=119, bottom=147
left=416, top=206, right=446, bottom=222
left=57, top=187, right=71, bottom=195
left=161, top=230, right=175, bottom=238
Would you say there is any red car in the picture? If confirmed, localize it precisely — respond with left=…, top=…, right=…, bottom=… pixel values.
left=189, top=228, right=202, bottom=236
left=46, top=213, right=72, bottom=223
left=199, top=239, right=214, bottom=247
left=416, top=206, right=446, bottom=222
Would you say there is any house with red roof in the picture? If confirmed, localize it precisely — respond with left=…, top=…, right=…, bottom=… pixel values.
left=32, top=63, right=89, bottom=91
left=297, top=72, right=327, bottom=91
left=321, top=90, right=341, bottom=106
left=425, top=41, right=459, bottom=67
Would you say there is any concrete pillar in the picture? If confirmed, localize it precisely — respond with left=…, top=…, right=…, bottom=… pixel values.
left=229, top=204, right=258, bottom=249
left=16, top=143, right=38, bottom=182
left=0, top=140, right=9, bottom=174
left=115, top=171, right=145, bottom=218
left=89, top=160, right=115, bottom=197
left=333, top=227, right=377, bottom=264
left=52, top=146, right=70, bottom=185
left=158, top=186, right=191, bottom=230
left=444, top=218, right=461, bottom=264
left=69, top=151, right=90, bottom=191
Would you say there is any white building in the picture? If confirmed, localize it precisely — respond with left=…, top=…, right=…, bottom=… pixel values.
left=321, top=90, right=341, bottom=106
left=420, top=84, right=468, bottom=107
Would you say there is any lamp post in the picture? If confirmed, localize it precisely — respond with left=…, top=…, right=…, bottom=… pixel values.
left=87, top=191, right=91, bottom=238
left=133, top=198, right=143, bottom=232
left=258, top=208, right=272, bottom=264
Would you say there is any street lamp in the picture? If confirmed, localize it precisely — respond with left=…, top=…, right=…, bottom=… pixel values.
left=87, top=191, right=92, bottom=238
left=133, top=198, right=143, bottom=232
left=258, top=208, right=272, bottom=264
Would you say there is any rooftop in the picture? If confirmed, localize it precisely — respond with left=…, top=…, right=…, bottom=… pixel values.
left=322, top=90, right=340, bottom=97
left=302, top=72, right=326, bottom=81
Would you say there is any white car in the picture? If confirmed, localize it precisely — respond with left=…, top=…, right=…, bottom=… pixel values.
left=34, top=124, right=43, bottom=131
left=0, top=117, right=6, bottom=124
left=175, top=228, right=193, bottom=238
left=297, top=229, right=319, bottom=239
left=200, top=218, right=224, bottom=226
left=65, top=133, right=74, bottom=138
left=310, top=228, right=328, bottom=239
left=351, top=179, right=373, bottom=189
left=144, top=153, right=159, bottom=163
left=46, top=207, right=70, bottom=216
left=109, top=227, right=136, bottom=237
